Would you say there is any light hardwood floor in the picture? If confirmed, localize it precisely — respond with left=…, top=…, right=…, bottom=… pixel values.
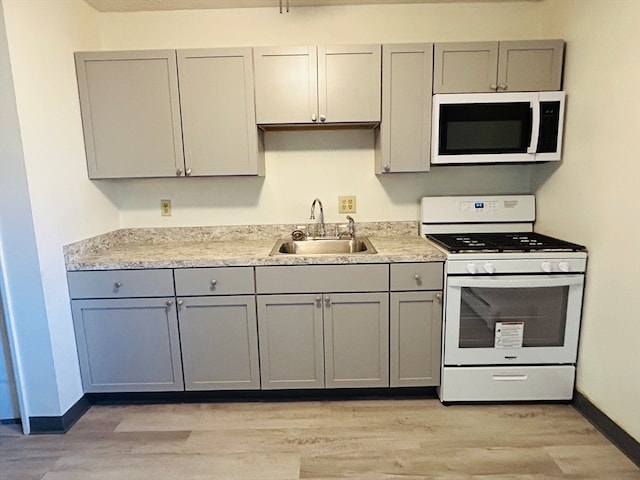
left=1, top=399, right=638, bottom=479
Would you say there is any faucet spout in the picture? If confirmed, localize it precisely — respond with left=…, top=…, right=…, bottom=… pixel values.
left=310, top=198, right=325, bottom=237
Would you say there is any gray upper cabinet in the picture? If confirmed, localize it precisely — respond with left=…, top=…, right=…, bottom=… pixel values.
left=177, top=48, right=264, bottom=176
left=376, top=43, right=433, bottom=174
left=433, top=40, right=564, bottom=93
left=253, top=44, right=381, bottom=125
left=74, top=50, right=184, bottom=179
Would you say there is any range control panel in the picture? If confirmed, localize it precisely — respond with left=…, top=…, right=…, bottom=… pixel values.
left=421, top=195, right=536, bottom=224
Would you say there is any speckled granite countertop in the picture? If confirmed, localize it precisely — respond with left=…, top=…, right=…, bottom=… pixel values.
left=64, top=222, right=446, bottom=271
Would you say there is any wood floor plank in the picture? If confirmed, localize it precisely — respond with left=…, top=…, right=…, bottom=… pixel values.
left=0, top=399, right=637, bottom=480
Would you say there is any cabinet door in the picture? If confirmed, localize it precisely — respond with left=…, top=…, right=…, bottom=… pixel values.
left=318, top=44, right=382, bottom=123
left=497, top=40, right=564, bottom=92
left=377, top=43, right=433, bottom=174
left=257, top=294, right=324, bottom=389
left=433, top=42, right=499, bottom=93
left=324, top=292, right=389, bottom=388
left=74, top=50, right=184, bottom=178
left=390, top=291, right=442, bottom=387
left=71, top=298, right=183, bottom=392
left=177, top=48, right=263, bottom=176
left=253, top=46, right=318, bottom=124
left=178, top=296, right=260, bottom=391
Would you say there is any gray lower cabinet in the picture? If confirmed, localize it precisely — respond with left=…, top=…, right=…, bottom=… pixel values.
left=256, top=294, right=325, bottom=389
left=68, top=269, right=183, bottom=393
left=255, top=264, right=390, bottom=389
left=174, top=267, right=259, bottom=391
left=324, top=292, right=389, bottom=388
left=178, top=296, right=260, bottom=391
left=390, top=263, right=444, bottom=387
left=71, top=297, right=184, bottom=392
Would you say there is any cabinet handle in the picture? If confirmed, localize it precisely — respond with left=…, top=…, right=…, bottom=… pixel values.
left=113, top=281, right=122, bottom=289
left=177, top=300, right=183, bottom=309
left=311, top=114, right=318, bottom=122
left=165, top=300, right=174, bottom=310
left=176, top=168, right=183, bottom=176
left=210, top=279, right=218, bottom=289
left=435, top=293, right=442, bottom=302
left=185, top=168, right=192, bottom=176
left=490, top=83, right=497, bottom=90
left=315, top=296, right=322, bottom=307
left=325, top=296, right=331, bottom=307
left=498, top=83, right=507, bottom=90
left=319, top=114, right=326, bottom=123
left=383, top=164, right=390, bottom=173
left=414, top=274, right=421, bottom=281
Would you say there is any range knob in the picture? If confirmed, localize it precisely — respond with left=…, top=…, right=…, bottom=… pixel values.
left=558, top=261, right=571, bottom=272
left=484, top=263, right=496, bottom=274
left=541, top=261, right=553, bottom=273
left=466, top=263, right=478, bottom=274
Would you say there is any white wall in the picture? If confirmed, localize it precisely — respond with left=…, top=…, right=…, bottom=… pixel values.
left=1, top=0, right=120, bottom=417
left=97, top=2, right=545, bottom=228
left=535, top=0, right=640, bottom=441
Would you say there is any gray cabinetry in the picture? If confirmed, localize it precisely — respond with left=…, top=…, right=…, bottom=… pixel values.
left=390, top=263, right=443, bottom=387
left=376, top=43, right=433, bottom=174
left=174, top=267, right=259, bottom=391
left=256, top=265, right=389, bottom=389
left=256, top=294, right=325, bottom=389
left=177, top=48, right=264, bottom=176
left=75, top=48, right=263, bottom=179
left=253, top=44, right=381, bottom=125
left=433, top=40, right=564, bottom=93
left=74, top=50, right=184, bottom=179
left=324, top=292, right=389, bottom=388
left=68, top=269, right=183, bottom=393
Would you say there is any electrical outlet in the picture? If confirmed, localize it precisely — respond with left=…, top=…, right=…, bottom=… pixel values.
left=338, top=195, right=356, bottom=214
left=160, top=199, right=172, bottom=216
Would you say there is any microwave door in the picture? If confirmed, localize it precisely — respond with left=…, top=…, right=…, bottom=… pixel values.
left=432, top=93, right=538, bottom=164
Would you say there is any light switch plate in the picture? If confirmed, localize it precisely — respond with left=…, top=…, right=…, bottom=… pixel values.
left=160, top=199, right=172, bottom=216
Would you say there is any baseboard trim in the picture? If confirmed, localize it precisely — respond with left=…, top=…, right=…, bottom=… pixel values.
left=29, top=395, right=91, bottom=434
left=572, top=391, right=640, bottom=467
left=0, top=418, right=21, bottom=425
left=87, top=386, right=438, bottom=405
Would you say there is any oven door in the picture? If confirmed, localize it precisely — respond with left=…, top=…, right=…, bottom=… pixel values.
left=443, top=274, right=584, bottom=365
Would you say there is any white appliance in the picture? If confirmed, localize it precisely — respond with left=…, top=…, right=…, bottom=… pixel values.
left=421, top=195, right=587, bottom=403
left=431, top=91, right=565, bottom=164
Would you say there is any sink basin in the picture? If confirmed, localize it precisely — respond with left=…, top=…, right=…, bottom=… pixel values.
left=270, top=237, right=377, bottom=256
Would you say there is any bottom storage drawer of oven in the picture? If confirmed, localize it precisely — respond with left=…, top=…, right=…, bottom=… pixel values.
left=440, top=365, right=575, bottom=402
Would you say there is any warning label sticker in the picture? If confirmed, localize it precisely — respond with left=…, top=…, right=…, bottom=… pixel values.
left=495, top=322, right=524, bottom=348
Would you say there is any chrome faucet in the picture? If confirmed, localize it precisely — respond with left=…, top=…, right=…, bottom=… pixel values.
left=309, top=198, right=325, bottom=237
left=346, top=215, right=355, bottom=238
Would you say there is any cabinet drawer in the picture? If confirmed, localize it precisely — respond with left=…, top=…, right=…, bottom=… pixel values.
left=390, top=263, right=443, bottom=291
left=256, top=264, right=388, bottom=294
left=67, top=269, right=174, bottom=299
left=174, top=267, right=254, bottom=296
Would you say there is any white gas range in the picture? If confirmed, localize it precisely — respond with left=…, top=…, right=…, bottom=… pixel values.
left=421, top=195, right=587, bottom=403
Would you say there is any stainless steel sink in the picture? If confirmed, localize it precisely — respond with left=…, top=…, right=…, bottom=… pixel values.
left=270, top=237, right=377, bottom=255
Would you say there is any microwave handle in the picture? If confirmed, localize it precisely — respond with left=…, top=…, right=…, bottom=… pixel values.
left=527, top=100, right=541, bottom=154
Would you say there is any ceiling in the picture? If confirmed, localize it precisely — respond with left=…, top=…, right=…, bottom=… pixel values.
left=84, top=0, right=538, bottom=13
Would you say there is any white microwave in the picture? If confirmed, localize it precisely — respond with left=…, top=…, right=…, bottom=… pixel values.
left=431, top=91, right=565, bottom=165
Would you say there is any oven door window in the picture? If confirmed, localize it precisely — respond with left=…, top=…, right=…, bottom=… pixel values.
left=438, top=102, right=532, bottom=155
left=459, top=286, right=568, bottom=348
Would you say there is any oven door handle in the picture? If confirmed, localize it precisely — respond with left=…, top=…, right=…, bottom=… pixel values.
left=448, top=275, right=584, bottom=289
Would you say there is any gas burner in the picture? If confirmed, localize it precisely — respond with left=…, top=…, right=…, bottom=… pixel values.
left=427, top=232, right=585, bottom=253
